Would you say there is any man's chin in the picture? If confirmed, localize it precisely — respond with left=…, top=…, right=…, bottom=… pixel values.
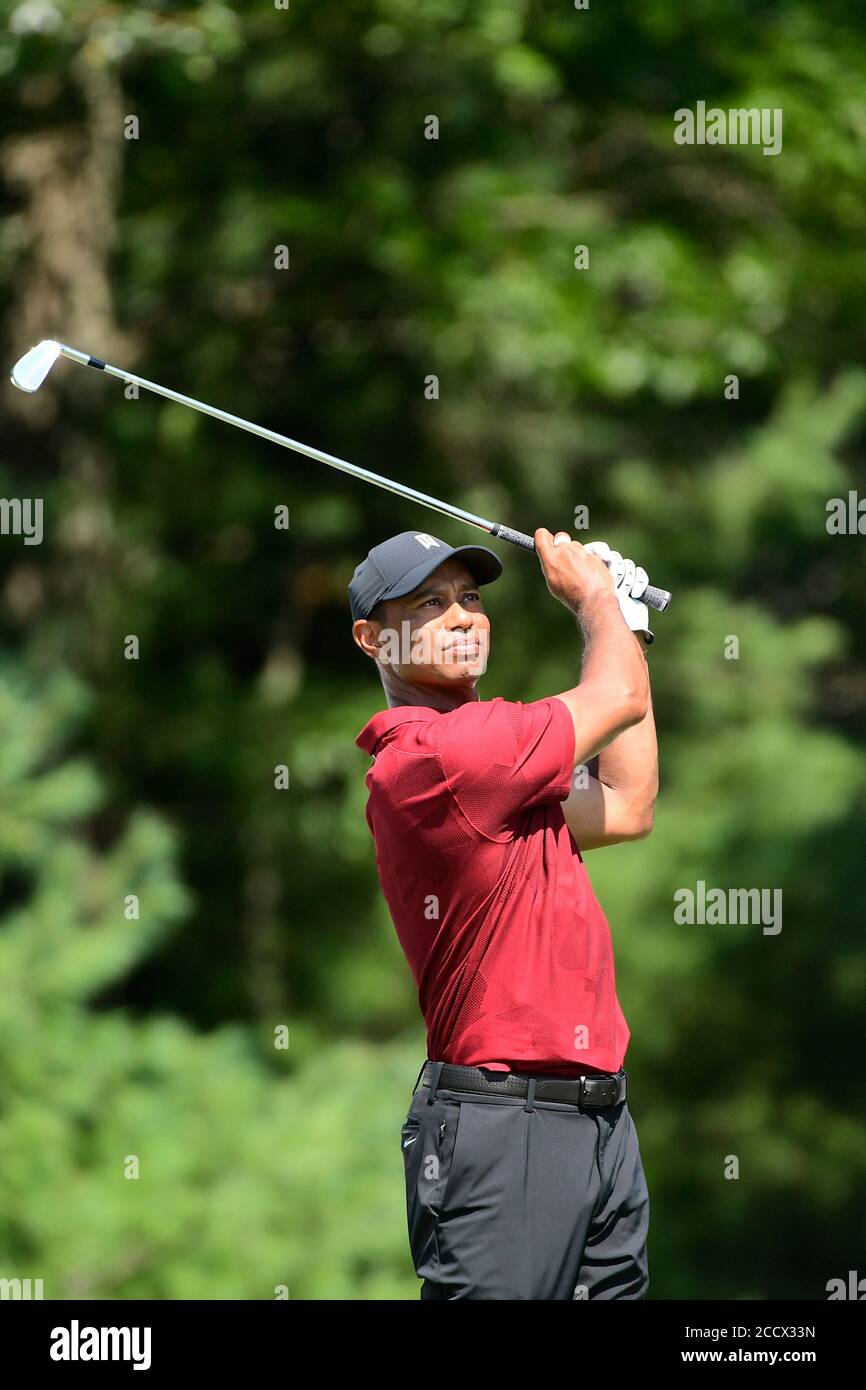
left=433, top=660, right=486, bottom=684
left=406, top=662, right=484, bottom=687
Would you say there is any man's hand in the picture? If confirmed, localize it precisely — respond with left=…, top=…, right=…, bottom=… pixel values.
left=584, top=541, right=654, bottom=645
left=534, top=528, right=618, bottom=616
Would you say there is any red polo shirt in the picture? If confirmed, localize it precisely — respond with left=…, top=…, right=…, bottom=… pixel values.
left=355, top=695, right=630, bottom=1076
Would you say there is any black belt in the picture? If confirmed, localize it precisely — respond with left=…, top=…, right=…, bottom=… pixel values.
left=416, top=1060, right=627, bottom=1109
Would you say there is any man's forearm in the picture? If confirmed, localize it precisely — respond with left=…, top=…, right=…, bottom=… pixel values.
left=590, top=641, right=658, bottom=823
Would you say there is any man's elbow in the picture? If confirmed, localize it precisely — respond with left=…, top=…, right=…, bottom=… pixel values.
left=611, top=685, right=649, bottom=734
left=629, top=682, right=650, bottom=725
left=627, top=802, right=656, bottom=840
left=623, top=657, right=651, bottom=725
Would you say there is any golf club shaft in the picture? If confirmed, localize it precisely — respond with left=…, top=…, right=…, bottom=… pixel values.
left=53, top=344, right=672, bottom=613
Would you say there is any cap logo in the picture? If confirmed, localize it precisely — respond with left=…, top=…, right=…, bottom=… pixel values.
left=413, top=533, right=442, bottom=550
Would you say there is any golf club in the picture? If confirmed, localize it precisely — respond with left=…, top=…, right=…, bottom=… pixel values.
left=10, top=339, right=672, bottom=612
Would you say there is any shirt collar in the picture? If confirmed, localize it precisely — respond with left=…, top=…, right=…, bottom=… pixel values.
left=355, top=705, right=437, bottom=755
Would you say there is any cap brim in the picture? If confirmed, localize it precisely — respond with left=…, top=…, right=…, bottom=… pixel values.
left=378, top=543, right=503, bottom=607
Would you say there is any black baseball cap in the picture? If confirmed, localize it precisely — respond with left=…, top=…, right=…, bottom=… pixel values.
left=348, top=530, right=503, bottom=621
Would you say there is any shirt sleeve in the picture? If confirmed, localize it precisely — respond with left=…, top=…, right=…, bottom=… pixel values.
left=432, top=697, right=576, bottom=839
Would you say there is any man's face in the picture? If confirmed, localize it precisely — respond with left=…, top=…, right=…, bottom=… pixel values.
left=354, top=557, right=491, bottom=690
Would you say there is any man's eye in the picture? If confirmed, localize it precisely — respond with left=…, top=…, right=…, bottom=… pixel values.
left=421, top=592, right=479, bottom=606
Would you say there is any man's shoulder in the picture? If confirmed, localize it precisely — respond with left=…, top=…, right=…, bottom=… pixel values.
left=355, top=695, right=565, bottom=761
left=435, top=695, right=562, bottom=741
left=355, top=696, right=518, bottom=760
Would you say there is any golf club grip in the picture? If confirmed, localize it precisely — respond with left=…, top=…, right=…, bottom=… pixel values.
left=490, top=523, right=672, bottom=613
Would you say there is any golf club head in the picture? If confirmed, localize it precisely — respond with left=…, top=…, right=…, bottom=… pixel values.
left=10, top=339, right=62, bottom=392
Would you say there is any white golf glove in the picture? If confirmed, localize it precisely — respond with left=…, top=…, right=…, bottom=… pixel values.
left=584, top=540, right=654, bottom=645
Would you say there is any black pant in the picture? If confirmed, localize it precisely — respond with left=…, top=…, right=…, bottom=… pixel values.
left=400, top=1063, right=650, bottom=1300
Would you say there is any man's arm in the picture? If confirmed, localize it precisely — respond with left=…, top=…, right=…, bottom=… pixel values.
left=533, top=528, right=650, bottom=771
left=562, top=644, right=658, bottom=850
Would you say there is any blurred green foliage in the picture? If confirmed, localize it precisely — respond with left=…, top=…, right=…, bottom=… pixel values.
left=1, top=0, right=865, bottom=1299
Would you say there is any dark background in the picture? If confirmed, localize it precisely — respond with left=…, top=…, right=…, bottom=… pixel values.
left=0, top=0, right=864, bottom=1298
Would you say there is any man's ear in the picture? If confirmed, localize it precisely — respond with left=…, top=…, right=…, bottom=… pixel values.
left=352, top=617, right=381, bottom=659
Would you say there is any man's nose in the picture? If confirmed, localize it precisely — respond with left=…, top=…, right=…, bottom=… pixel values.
left=444, top=601, right=473, bottom=624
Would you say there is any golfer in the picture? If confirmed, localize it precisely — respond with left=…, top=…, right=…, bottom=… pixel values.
left=349, top=526, right=657, bottom=1300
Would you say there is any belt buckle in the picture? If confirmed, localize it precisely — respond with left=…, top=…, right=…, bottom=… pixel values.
left=580, top=1074, right=619, bottom=1108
